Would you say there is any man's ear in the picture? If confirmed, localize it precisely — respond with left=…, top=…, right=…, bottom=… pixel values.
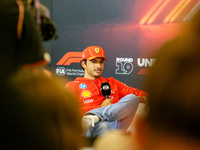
left=134, top=116, right=149, bottom=149
left=81, top=61, right=86, bottom=69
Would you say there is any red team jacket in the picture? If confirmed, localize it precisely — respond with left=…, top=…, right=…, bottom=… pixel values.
left=65, top=76, right=147, bottom=116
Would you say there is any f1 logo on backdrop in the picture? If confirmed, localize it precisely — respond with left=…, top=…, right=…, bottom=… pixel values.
left=56, top=52, right=83, bottom=65
left=56, top=52, right=84, bottom=76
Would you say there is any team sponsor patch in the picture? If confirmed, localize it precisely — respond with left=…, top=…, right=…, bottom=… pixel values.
left=81, top=90, right=92, bottom=98
left=79, top=83, right=87, bottom=89
left=83, top=99, right=94, bottom=104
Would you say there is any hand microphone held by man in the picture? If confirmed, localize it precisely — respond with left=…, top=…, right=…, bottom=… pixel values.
left=101, top=82, right=111, bottom=99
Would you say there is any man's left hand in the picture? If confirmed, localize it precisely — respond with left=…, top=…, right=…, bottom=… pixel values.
left=138, top=95, right=148, bottom=103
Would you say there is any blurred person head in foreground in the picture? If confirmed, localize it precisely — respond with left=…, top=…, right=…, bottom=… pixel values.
left=135, top=11, right=200, bottom=150
left=0, top=71, right=85, bottom=150
left=0, top=0, right=51, bottom=83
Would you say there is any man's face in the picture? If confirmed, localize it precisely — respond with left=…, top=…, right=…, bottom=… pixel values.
left=82, top=58, right=104, bottom=80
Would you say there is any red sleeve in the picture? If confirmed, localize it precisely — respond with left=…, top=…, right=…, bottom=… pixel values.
left=113, top=78, right=148, bottom=102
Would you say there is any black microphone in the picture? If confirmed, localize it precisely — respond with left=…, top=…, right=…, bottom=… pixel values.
left=101, top=82, right=111, bottom=99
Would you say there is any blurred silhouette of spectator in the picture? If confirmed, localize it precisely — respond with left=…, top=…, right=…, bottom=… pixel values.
left=0, top=0, right=51, bottom=83
left=93, top=130, right=134, bottom=150
left=91, top=9, right=200, bottom=150
left=134, top=10, right=200, bottom=150
left=0, top=70, right=86, bottom=150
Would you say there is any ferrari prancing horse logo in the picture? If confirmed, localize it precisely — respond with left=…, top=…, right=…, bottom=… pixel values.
left=95, top=48, right=99, bottom=53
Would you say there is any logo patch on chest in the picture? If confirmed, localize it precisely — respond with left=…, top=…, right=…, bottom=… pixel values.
left=79, top=83, right=87, bottom=89
left=81, top=90, right=92, bottom=98
left=83, top=99, right=94, bottom=104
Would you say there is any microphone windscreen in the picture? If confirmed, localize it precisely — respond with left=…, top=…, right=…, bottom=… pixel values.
left=101, top=82, right=111, bottom=98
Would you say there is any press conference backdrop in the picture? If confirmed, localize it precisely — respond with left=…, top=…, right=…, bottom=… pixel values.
left=41, top=0, right=199, bottom=90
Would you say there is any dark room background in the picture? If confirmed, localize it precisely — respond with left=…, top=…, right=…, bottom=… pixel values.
left=40, top=0, right=199, bottom=90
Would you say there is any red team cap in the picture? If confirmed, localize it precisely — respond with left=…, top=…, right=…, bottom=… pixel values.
left=82, top=46, right=107, bottom=61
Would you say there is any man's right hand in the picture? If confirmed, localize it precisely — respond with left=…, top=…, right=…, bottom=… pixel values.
left=100, top=98, right=113, bottom=107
